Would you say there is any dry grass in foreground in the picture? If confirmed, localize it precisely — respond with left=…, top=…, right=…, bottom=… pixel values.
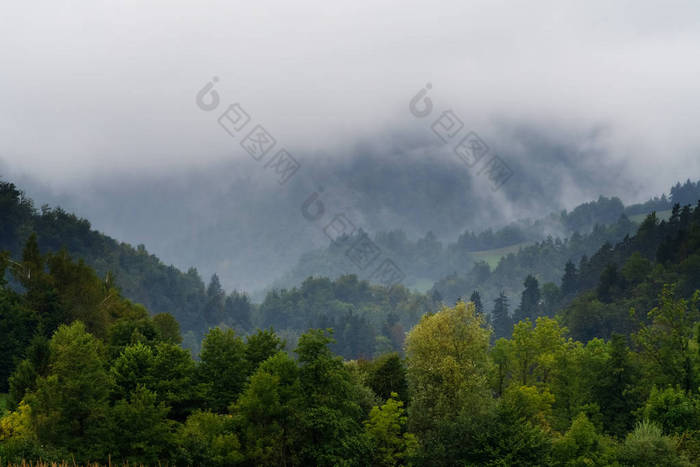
left=0, top=461, right=161, bottom=467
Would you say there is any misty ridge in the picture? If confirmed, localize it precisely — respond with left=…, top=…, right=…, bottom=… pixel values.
left=11, top=120, right=639, bottom=296
left=2, top=167, right=700, bottom=465
left=3, top=157, right=697, bottom=346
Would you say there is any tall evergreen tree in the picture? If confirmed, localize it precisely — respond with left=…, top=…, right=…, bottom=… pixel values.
left=561, top=260, right=578, bottom=296
left=592, top=334, right=641, bottom=438
left=15, top=233, right=48, bottom=296
left=596, top=264, right=620, bottom=303
left=492, top=292, right=512, bottom=339
left=514, top=275, right=540, bottom=323
left=204, top=274, right=225, bottom=327
left=470, top=290, right=484, bottom=316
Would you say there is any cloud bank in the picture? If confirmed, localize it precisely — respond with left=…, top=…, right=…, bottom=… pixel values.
left=2, top=1, right=700, bottom=291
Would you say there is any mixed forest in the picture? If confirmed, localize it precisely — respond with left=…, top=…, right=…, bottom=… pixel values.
left=1, top=178, right=700, bottom=465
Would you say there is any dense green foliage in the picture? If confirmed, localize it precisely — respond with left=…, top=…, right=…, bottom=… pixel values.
left=0, top=251, right=698, bottom=465
left=2, top=178, right=700, bottom=465
left=258, top=274, right=438, bottom=359
left=558, top=202, right=700, bottom=342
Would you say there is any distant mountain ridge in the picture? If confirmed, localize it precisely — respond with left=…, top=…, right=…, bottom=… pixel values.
left=0, top=180, right=228, bottom=339
left=2, top=177, right=698, bottom=346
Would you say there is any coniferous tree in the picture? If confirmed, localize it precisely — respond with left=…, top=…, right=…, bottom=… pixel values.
left=492, top=292, right=512, bottom=339
left=366, top=352, right=409, bottom=404
left=19, top=232, right=43, bottom=287
left=592, top=334, right=641, bottom=438
left=204, top=274, right=225, bottom=327
left=561, top=260, right=578, bottom=296
left=470, top=290, right=484, bottom=316
left=514, top=275, right=540, bottom=323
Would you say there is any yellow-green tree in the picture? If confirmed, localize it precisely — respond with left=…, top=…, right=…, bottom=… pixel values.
left=405, top=301, right=492, bottom=437
left=0, top=400, right=33, bottom=441
left=635, top=286, right=700, bottom=392
left=363, top=392, right=417, bottom=467
left=508, top=317, right=567, bottom=387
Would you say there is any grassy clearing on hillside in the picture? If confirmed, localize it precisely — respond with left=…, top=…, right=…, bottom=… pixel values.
left=409, top=278, right=435, bottom=293
left=470, top=242, right=533, bottom=269
left=0, top=463, right=151, bottom=467
left=468, top=209, right=675, bottom=269
left=629, top=208, right=673, bottom=224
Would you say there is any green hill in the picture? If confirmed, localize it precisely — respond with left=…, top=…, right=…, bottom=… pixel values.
left=0, top=180, right=250, bottom=341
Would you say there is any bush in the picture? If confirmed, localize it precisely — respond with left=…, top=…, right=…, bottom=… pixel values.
left=617, top=420, right=691, bottom=467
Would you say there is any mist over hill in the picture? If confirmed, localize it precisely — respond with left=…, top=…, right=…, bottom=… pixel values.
left=7, top=122, right=669, bottom=296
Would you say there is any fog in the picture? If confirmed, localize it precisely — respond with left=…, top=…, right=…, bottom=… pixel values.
left=2, top=0, right=700, bottom=292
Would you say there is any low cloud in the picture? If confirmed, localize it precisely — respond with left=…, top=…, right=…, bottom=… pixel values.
left=2, top=1, right=699, bottom=290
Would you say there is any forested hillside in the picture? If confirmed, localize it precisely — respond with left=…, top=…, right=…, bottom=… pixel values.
left=1, top=184, right=700, bottom=464
left=276, top=180, right=700, bottom=312
left=4, top=178, right=699, bottom=362
left=559, top=202, right=700, bottom=341
left=273, top=196, right=633, bottom=292
left=427, top=181, right=700, bottom=316
left=432, top=215, right=637, bottom=310
left=0, top=180, right=251, bottom=343
left=2, top=222, right=700, bottom=464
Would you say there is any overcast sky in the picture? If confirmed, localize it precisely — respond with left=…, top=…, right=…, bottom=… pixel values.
left=1, top=0, right=700, bottom=200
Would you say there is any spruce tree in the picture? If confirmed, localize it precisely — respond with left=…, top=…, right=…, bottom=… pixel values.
left=561, top=260, right=578, bottom=296
left=204, top=274, right=225, bottom=327
left=492, top=292, right=512, bottom=339
left=514, top=275, right=540, bottom=323
left=469, top=290, right=484, bottom=316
